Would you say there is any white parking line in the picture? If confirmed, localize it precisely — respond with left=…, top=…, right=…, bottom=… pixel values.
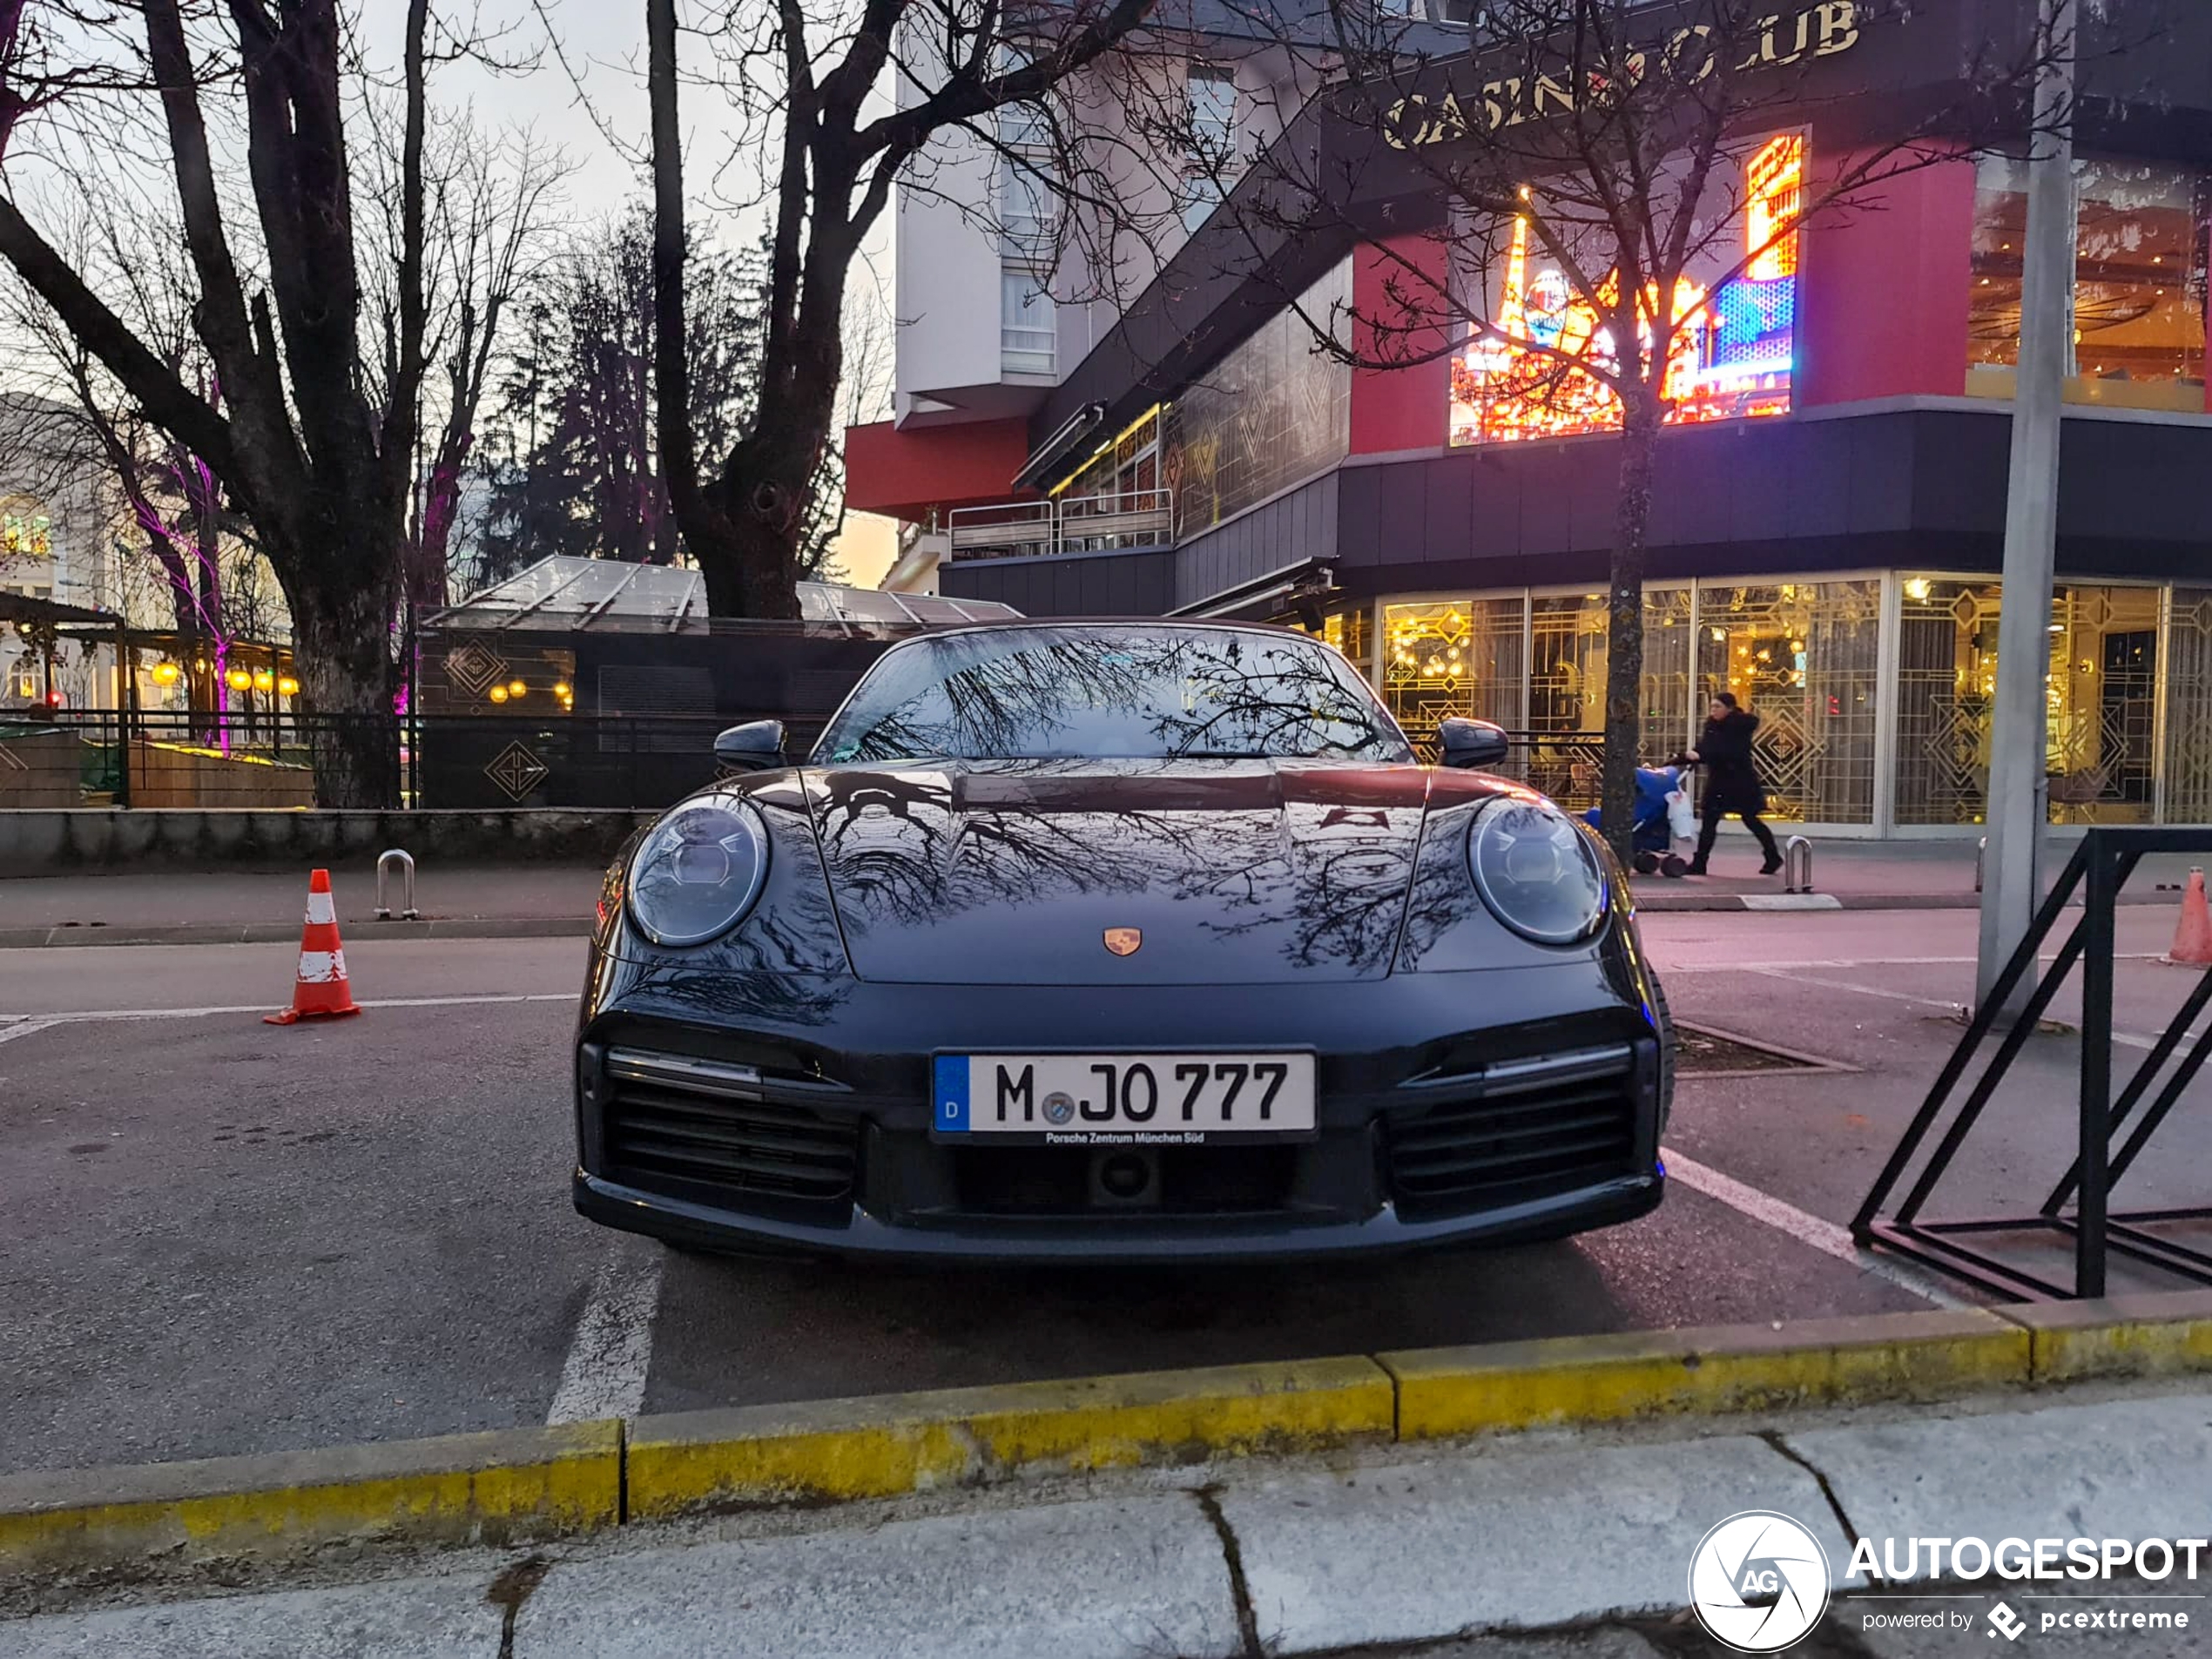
left=0, top=993, right=571, bottom=1025
left=547, top=1249, right=665, bottom=1426
left=1662, top=1148, right=1971, bottom=1310
left=0, top=1018, right=57, bottom=1045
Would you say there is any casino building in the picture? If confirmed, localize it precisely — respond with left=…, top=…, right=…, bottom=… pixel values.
left=844, top=1, right=2212, bottom=834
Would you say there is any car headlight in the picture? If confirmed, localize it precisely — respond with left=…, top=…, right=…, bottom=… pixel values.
left=1467, top=796, right=1608, bottom=946
left=625, top=794, right=772, bottom=947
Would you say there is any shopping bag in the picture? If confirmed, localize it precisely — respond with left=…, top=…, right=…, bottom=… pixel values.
left=1665, top=789, right=1697, bottom=842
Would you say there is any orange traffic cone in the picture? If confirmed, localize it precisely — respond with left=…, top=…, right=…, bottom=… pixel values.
left=2166, top=867, right=2212, bottom=968
left=266, top=868, right=363, bottom=1024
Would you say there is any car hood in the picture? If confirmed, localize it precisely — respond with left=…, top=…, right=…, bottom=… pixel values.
left=801, top=759, right=1474, bottom=986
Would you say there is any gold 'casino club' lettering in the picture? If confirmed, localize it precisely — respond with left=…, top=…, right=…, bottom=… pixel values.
left=1385, top=2, right=1865, bottom=149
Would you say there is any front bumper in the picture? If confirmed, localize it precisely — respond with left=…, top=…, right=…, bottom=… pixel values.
left=573, top=960, right=1666, bottom=1264
left=574, top=1165, right=1662, bottom=1264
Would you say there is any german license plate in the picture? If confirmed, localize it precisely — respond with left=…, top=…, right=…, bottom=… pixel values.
left=932, top=1053, right=1316, bottom=1144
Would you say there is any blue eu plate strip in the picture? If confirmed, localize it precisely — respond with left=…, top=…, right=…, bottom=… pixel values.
left=934, top=1055, right=970, bottom=1133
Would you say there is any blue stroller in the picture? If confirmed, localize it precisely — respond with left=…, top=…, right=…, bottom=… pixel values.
left=1582, top=762, right=1696, bottom=877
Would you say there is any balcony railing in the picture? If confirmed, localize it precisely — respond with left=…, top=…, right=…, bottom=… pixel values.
left=948, top=489, right=1173, bottom=563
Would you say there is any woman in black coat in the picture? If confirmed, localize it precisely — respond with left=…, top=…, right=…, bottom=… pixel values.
left=1682, top=692, right=1782, bottom=876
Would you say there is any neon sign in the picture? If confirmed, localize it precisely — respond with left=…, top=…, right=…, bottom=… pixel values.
left=1448, top=133, right=1804, bottom=446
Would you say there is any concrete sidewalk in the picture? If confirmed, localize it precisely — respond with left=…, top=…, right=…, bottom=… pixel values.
left=4, top=1380, right=2204, bottom=1656
left=0, top=862, right=603, bottom=948
left=1635, top=838, right=2200, bottom=911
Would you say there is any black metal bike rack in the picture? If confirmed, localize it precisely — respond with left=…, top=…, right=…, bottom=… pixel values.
left=1853, top=827, right=2212, bottom=1301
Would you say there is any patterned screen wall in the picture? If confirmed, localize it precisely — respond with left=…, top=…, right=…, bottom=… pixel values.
left=2167, top=589, right=2212, bottom=826
left=1696, top=580, right=1881, bottom=825
left=1382, top=589, right=1691, bottom=811
left=1896, top=579, right=2164, bottom=826
left=1163, top=260, right=1352, bottom=539
left=1384, top=597, right=1527, bottom=751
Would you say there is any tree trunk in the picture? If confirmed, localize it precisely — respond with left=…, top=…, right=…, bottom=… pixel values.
left=289, top=574, right=400, bottom=808
left=694, top=423, right=819, bottom=619
left=1599, top=388, right=1662, bottom=865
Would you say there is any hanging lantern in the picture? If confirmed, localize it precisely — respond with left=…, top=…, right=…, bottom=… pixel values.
left=226, top=667, right=253, bottom=692
left=253, top=669, right=275, bottom=691
left=152, top=662, right=180, bottom=686
left=489, top=685, right=509, bottom=704
left=278, top=676, right=300, bottom=697
left=508, top=678, right=527, bottom=697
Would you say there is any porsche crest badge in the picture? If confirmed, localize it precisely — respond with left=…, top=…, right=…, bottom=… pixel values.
left=1103, top=927, right=1143, bottom=956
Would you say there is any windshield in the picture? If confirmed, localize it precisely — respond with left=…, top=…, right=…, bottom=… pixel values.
left=813, top=625, right=1413, bottom=765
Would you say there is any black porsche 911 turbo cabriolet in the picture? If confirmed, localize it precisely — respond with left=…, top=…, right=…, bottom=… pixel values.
left=574, top=619, right=1672, bottom=1261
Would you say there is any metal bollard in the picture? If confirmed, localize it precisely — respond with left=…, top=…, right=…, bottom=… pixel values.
left=1784, top=835, right=1814, bottom=894
left=375, top=848, right=418, bottom=921
left=1975, top=835, right=1987, bottom=894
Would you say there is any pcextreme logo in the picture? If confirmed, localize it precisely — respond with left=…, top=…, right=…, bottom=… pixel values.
left=1688, top=1511, right=1832, bottom=1653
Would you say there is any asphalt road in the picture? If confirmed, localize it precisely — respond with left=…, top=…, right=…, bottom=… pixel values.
left=4, top=907, right=2209, bottom=1479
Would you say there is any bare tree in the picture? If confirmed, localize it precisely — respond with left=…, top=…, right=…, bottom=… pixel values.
left=400, top=125, right=570, bottom=612
left=643, top=0, right=1159, bottom=618
left=0, top=3, right=573, bottom=800
left=1082, top=0, right=2067, bottom=855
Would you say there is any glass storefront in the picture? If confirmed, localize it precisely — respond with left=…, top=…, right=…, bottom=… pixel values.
left=1968, top=153, right=2211, bottom=412
left=1696, top=581, right=1882, bottom=825
left=1896, top=579, right=2164, bottom=826
left=1356, top=574, right=2205, bottom=831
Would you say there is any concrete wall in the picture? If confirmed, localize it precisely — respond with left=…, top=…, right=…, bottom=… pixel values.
left=0, top=729, right=86, bottom=809
left=0, top=809, right=653, bottom=871
left=130, top=740, right=317, bottom=809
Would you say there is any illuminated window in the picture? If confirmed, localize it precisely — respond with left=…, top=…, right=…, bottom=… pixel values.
left=1447, top=132, right=1803, bottom=446
left=1, top=500, right=53, bottom=561
left=1968, top=155, right=2209, bottom=410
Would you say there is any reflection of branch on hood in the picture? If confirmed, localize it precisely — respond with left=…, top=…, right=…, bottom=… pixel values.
left=1184, top=815, right=1417, bottom=975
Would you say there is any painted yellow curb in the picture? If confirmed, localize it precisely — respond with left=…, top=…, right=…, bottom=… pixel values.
left=0, top=1420, right=621, bottom=1575
left=625, top=1357, right=1394, bottom=1518
left=11, top=1296, right=2212, bottom=1575
left=2000, top=1290, right=2212, bottom=1382
left=1380, top=1309, right=2031, bottom=1440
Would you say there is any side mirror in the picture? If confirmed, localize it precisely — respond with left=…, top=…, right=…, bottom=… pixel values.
left=713, top=719, right=786, bottom=772
left=1438, top=718, right=1510, bottom=771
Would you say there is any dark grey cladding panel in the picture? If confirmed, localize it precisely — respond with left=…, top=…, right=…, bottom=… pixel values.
left=1908, top=411, right=2013, bottom=536
left=1170, top=472, right=1339, bottom=611
left=1332, top=408, right=2212, bottom=582
left=940, top=550, right=1175, bottom=618
left=2059, top=417, right=2212, bottom=548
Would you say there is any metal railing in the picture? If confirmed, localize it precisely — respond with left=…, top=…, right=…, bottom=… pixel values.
left=1854, top=827, right=2212, bottom=1300
left=948, top=489, right=1174, bottom=563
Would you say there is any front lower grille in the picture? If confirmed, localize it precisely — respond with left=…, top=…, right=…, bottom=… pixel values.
left=600, top=1048, right=859, bottom=1215
left=1384, top=1043, right=1642, bottom=1221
